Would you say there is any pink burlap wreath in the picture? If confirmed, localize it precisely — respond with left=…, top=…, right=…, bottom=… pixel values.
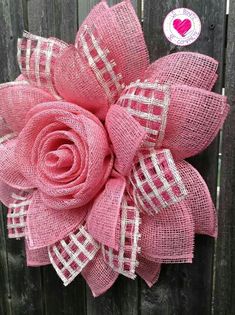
left=0, top=0, right=229, bottom=296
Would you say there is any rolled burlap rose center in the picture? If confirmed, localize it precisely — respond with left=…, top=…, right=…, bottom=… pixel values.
left=16, top=101, right=113, bottom=210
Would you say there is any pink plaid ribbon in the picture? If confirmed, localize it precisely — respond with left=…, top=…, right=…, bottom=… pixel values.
left=117, top=80, right=170, bottom=148
left=7, top=191, right=32, bottom=239
left=79, top=25, right=125, bottom=104
left=48, top=225, right=100, bottom=286
left=17, top=31, right=68, bottom=97
left=102, top=196, right=141, bottom=279
left=128, top=149, right=187, bottom=215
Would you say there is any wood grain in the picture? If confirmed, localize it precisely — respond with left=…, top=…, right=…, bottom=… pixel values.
left=214, top=1, right=235, bottom=313
left=0, top=1, right=45, bottom=315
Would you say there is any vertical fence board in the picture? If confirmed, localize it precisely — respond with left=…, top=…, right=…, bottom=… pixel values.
left=141, top=0, right=226, bottom=314
left=0, top=206, right=11, bottom=315
left=214, top=1, right=235, bottom=313
left=0, top=1, right=45, bottom=315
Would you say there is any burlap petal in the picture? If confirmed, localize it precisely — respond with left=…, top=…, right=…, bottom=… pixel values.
left=163, top=85, right=229, bottom=160
left=136, top=255, right=161, bottom=287
left=87, top=172, right=126, bottom=250
left=25, top=239, right=51, bottom=266
left=54, top=45, right=111, bottom=120
left=27, top=190, right=88, bottom=249
left=82, top=249, right=119, bottom=297
left=0, top=82, right=55, bottom=132
left=144, top=52, right=218, bottom=90
left=139, top=201, right=195, bottom=263
left=106, top=105, right=146, bottom=176
left=127, top=149, right=187, bottom=215
left=178, top=160, right=217, bottom=237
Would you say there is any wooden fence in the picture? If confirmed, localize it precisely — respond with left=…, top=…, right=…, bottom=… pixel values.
left=0, top=0, right=234, bottom=314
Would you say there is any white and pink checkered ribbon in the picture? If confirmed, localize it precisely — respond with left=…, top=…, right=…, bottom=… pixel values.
left=117, top=80, right=170, bottom=148
left=7, top=191, right=32, bottom=239
left=128, top=149, right=187, bottom=215
left=102, top=196, right=141, bottom=279
left=48, top=225, right=100, bottom=286
left=17, top=31, right=68, bottom=98
left=79, top=25, right=125, bottom=104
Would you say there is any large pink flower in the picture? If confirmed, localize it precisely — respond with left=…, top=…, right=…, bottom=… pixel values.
left=0, top=0, right=229, bottom=297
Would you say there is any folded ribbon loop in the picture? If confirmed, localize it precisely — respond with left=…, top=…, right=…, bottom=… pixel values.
left=116, top=80, right=170, bottom=148
left=87, top=171, right=126, bottom=250
left=102, top=195, right=141, bottom=279
left=128, top=148, right=187, bottom=215
left=17, top=31, right=68, bottom=97
left=49, top=225, right=100, bottom=286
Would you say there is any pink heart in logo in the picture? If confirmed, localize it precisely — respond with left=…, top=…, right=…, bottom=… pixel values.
left=173, top=18, right=192, bottom=37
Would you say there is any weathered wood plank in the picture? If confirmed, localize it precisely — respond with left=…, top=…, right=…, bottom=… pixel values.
left=86, top=277, right=139, bottom=315
left=0, top=1, right=45, bottom=315
left=141, top=0, right=226, bottom=314
left=28, top=0, right=78, bottom=42
left=0, top=206, right=11, bottom=315
left=213, top=2, right=235, bottom=313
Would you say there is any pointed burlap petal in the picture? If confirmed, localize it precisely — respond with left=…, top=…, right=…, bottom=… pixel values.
left=139, top=201, right=195, bottom=263
left=102, top=195, right=141, bottom=279
left=27, top=190, right=88, bottom=249
left=25, top=239, right=50, bottom=267
left=162, top=85, right=230, bottom=160
left=136, top=255, right=161, bottom=287
left=49, top=225, right=100, bottom=286
left=127, top=149, right=187, bottom=215
left=82, top=249, right=119, bottom=297
left=0, top=139, right=34, bottom=190
left=75, top=1, right=149, bottom=86
left=54, top=45, right=111, bottom=120
left=106, top=105, right=146, bottom=175
left=87, top=172, right=126, bottom=250
left=0, top=81, right=55, bottom=132
left=144, top=52, right=218, bottom=90
left=177, top=160, right=217, bottom=237
left=17, top=31, right=68, bottom=97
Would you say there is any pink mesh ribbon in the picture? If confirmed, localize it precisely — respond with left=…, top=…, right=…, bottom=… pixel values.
left=82, top=250, right=119, bottom=297
left=49, top=225, right=100, bottom=286
left=127, top=149, right=187, bottom=215
left=87, top=172, right=126, bottom=250
left=17, top=31, right=68, bottom=97
left=27, top=190, right=88, bottom=249
left=7, top=190, right=32, bottom=239
left=0, top=81, right=55, bottom=132
left=0, top=0, right=230, bottom=297
left=25, top=239, right=50, bottom=267
left=136, top=255, right=161, bottom=287
left=140, top=201, right=195, bottom=263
